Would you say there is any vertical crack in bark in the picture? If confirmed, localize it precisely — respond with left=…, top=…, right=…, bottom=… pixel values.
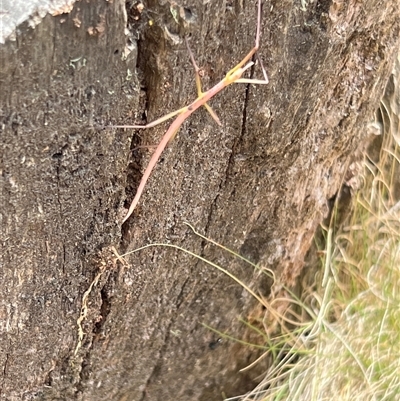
left=203, top=65, right=255, bottom=241
left=55, top=163, right=62, bottom=214
left=1, top=351, right=10, bottom=396
left=93, top=278, right=112, bottom=336
left=51, top=25, right=56, bottom=73
left=175, top=275, right=190, bottom=309
left=118, top=4, right=149, bottom=244
left=62, top=244, right=66, bottom=274
left=138, top=316, right=178, bottom=401
left=225, top=74, right=253, bottom=187
left=73, top=251, right=115, bottom=398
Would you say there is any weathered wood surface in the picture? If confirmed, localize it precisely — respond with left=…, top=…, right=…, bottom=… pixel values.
left=1, top=0, right=399, bottom=399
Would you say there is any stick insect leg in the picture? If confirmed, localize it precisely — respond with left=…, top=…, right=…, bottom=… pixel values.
left=185, top=37, right=222, bottom=126
left=256, top=52, right=269, bottom=83
left=226, top=0, right=263, bottom=77
left=111, top=106, right=189, bottom=129
left=235, top=53, right=269, bottom=83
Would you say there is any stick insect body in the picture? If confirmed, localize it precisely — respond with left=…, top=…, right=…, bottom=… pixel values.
left=114, top=0, right=268, bottom=223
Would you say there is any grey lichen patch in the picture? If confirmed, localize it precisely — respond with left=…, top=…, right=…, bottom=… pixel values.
left=0, top=0, right=76, bottom=44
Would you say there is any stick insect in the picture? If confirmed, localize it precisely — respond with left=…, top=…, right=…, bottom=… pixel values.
left=113, top=0, right=268, bottom=223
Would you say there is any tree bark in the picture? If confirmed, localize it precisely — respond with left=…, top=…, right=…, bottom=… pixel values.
left=0, top=0, right=399, bottom=400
